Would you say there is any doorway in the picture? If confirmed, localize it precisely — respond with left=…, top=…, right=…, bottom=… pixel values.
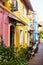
left=10, top=25, right=14, bottom=46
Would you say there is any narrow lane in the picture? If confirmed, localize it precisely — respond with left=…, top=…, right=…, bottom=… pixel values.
left=28, top=40, right=43, bottom=65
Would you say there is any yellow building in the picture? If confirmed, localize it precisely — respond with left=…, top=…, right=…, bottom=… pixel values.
left=0, top=0, right=33, bottom=48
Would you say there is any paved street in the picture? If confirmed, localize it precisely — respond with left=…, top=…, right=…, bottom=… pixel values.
left=28, top=40, right=43, bottom=65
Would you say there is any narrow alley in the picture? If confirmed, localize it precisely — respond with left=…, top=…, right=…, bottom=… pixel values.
left=28, top=40, right=43, bottom=65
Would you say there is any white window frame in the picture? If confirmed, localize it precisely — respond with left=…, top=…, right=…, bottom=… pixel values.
left=11, top=0, right=20, bottom=11
left=13, top=0, right=17, bottom=8
left=17, top=0, right=20, bottom=10
left=20, top=28, right=23, bottom=45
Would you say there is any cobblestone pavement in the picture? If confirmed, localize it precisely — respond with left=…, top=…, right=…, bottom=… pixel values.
left=28, top=40, right=43, bottom=65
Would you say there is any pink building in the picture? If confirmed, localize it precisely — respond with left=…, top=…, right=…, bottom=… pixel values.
left=0, top=1, right=17, bottom=47
left=0, top=1, right=9, bottom=47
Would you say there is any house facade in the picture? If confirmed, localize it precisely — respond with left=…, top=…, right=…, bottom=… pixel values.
left=0, top=0, right=33, bottom=48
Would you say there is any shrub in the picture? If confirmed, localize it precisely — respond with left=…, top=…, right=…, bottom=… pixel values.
left=0, top=38, right=32, bottom=65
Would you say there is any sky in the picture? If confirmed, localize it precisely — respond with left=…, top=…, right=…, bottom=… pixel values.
left=30, top=0, right=43, bottom=22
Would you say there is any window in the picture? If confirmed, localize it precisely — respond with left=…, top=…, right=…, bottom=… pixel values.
left=13, top=0, right=17, bottom=8
left=20, top=29, right=23, bottom=45
left=17, top=0, right=20, bottom=10
left=22, top=4, right=26, bottom=17
left=11, top=0, right=20, bottom=11
left=25, top=30, right=27, bottom=43
left=27, top=33, right=30, bottom=45
left=11, top=0, right=18, bottom=11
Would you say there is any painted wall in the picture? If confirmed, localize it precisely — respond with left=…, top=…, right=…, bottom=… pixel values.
left=34, top=12, right=38, bottom=41
left=4, top=0, right=28, bottom=24
left=0, top=0, right=29, bottom=48
left=0, top=6, right=9, bottom=47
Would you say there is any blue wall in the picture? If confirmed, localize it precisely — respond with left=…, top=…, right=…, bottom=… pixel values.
left=34, top=21, right=37, bottom=41
left=34, top=12, right=38, bottom=41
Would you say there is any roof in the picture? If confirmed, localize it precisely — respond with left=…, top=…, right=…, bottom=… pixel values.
left=24, top=0, right=33, bottom=11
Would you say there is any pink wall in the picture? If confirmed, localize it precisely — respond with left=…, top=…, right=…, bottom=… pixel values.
left=3, top=10, right=9, bottom=47
left=0, top=1, right=16, bottom=47
left=0, top=6, right=9, bottom=47
left=0, top=7, right=3, bottom=35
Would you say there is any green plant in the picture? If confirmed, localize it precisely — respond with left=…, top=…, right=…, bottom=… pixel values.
left=0, top=40, right=27, bottom=65
left=18, top=47, right=32, bottom=62
left=0, top=36, right=32, bottom=65
left=0, top=38, right=17, bottom=65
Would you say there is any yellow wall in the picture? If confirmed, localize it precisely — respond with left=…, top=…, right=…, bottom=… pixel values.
left=4, top=0, right=29, bottom=47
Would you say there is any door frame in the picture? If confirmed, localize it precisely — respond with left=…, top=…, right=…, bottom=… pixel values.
left=8, top=23, right=16, bottom=46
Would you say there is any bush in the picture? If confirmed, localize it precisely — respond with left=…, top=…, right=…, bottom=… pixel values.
left=0, top=41, right=16, bottom=65
left=19, top=47, right=32, bottom=61
left=0, top=39, right=32, bottom=65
